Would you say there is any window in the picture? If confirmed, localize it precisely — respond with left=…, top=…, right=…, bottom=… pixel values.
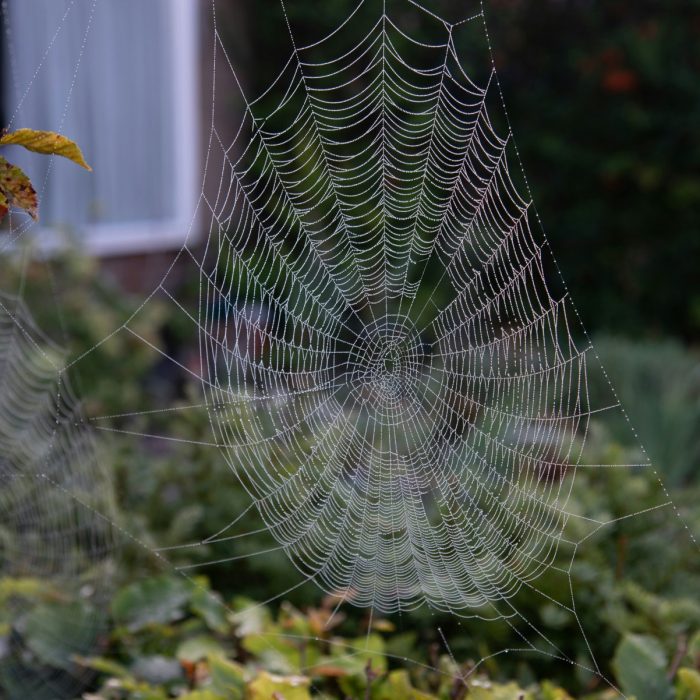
left=3, top=0, right=200, bottom=255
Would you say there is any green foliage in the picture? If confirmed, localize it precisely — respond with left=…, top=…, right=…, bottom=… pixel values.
left=237, top=0, right=700, bottom=340
left=480, top=1, right=700, bottom=340
left=677, top=668, right=700, bottom=700
left=0, top=4, right=697, bottom=698
left=590, top=336, right=700, bottom=486
left=246, top=671, right=311, bottom=700
left=0, top=253, right=698, bottom=698
left=23, top=602, right=106, bottom=671
left=612, top=634, right=674, bottom=700
left=1, top=569, right=699, bottom=699
left=112, top=576, right=196, bottom=632
left=0, top=579, right=107, bottom=700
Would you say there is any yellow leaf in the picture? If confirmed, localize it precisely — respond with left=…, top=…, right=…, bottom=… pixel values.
left=0, top=155, right=38, bottom=221
left=1, top=128, right=91, bottom=171
left=371, top=618, right=396, bottom=632
left=677, top=667, right=700, bottom=699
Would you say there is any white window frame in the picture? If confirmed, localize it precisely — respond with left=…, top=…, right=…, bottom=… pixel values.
left=28, top=0, right=201, bottom=257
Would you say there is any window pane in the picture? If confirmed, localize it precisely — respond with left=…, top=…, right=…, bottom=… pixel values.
left=4, top=0, right=177, bottom=229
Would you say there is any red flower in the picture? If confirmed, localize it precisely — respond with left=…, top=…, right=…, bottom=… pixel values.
left=602, top=68, right=638, bottom=93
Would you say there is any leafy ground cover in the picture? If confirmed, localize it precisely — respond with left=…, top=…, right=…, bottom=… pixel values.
left=1, top=570, right=699, bottom=700
left=0, top=256, right=698, bottom=699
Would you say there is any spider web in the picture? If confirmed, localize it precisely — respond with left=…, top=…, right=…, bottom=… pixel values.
left=0, top=292, right=117, bottom=698
left=0, top=0, right=697, bottom=697
left=195, top=0, right=660, bottom=621
left=186, top=0, right=695, bottom=681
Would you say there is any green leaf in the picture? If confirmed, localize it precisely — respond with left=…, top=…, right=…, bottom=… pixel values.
left=208, top=655, right=246, bottom=699
left=177, top=691, right=226, bottom=700
left=23, top=601, right=106, bottom=670
left=246, top=670, right=311, bottom=700
left=130, top=655, right=183, bottom=685
left=374, top=670, right=437, bottom=699
left=540, top=680, right=575, bottom=700
left=230, top=597, right=272, bottom=636
left=612, top=634, right=674, bottom=700
left=0, top=128, right=91, bottom=170
left=111, top=576, right=193, bottom=631
left=191, top=585, right=229, bottom=634
left=0, top=155, right=38, bottom=221
left=467, top=681, right=535, bottom=700
left=242, top=631, right=310, bottom=675
left=107, top=678, right=170, bottom=700
left=688, top=630, right=700, bottom=659
left=74, top=654, right=131, bottom=679
left=330, top=634, right=389, bottom=698
left=176, top=635, right=225, bottom=663
left=0, top=577, right=51, bottom=605
left=331, top=633, right=387, bottom=674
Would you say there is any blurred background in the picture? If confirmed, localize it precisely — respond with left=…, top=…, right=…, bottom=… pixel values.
left=3, top=0, right=699, bottom=336
left=0, top=1, right=698, bottom=699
